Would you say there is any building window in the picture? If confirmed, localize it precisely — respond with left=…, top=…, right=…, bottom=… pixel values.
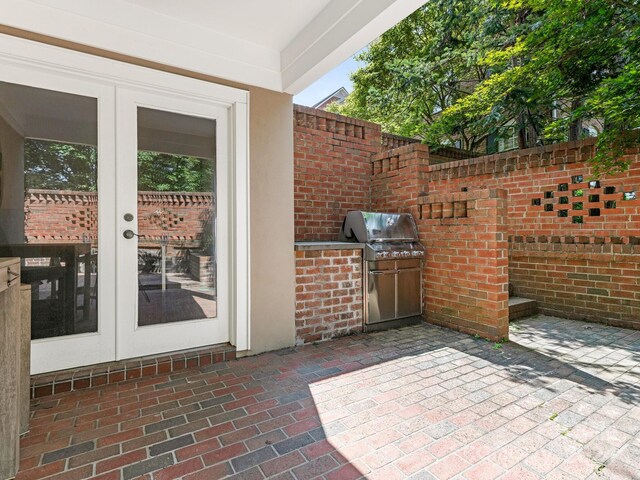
left=497, top=128, right=518, bottom=152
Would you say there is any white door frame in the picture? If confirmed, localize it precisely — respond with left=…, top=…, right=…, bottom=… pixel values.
left=0, top=35, right=250, bottom=373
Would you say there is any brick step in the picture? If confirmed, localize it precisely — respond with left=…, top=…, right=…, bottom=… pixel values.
left=30, top=343, right=235, bottom=399
left=509, top=297, right=538, bottom=321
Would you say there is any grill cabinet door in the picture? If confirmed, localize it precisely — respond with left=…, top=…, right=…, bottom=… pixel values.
left=397, top=268, right=422, bottom=318
left=367, top=270, right=396, bottom=324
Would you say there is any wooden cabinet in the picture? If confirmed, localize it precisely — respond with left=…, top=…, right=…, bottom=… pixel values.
left=20, top=285, right=31, bottom=435
left=0, top=257, right=21, bottom=480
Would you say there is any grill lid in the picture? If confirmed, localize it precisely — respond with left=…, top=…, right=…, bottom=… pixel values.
left=339, top=211, right=419, bottom=243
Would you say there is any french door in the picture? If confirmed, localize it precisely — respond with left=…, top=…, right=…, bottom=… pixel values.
left=0, top=68, right=117, bottom=374
left=115, top=88, right=229, bottom=359
left=0, top=35, right=249, bottom=374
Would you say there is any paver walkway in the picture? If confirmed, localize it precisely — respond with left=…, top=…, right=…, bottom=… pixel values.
left=16, top=315, right=640, bottom=480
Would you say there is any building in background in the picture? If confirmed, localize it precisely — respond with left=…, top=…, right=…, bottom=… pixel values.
left=312, top=87, right=349, bottom=110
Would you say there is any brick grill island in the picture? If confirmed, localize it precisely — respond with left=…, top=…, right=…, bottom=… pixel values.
left=339, top=211, right=425, bottom=331
left=294, top=242, right=364, bottom=345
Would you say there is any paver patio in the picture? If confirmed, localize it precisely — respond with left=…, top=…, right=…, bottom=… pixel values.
left=16, top=315, right=640, bottom=480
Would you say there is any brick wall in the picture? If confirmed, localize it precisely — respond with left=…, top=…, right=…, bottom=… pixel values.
left=423, top=139, right=640, bottom=328
left=510, top=242, right=640, bottom=328
left=137, top=192, right=213, bottom=248
left=294, top=105, right=380, bottom=241
left=367, top=139, right=640, bottom=329
left=370, top=143, right=430, bottom=219
left=417, top=190, right=509, bottom=340
left=25, top=190, right=98, bottom=243
left=24, top=189, right=214, bottom=248
left=425, top=138, right=640, bottom=240
left=295, top=106, right=640, bottom=333
left=295, top=248, right=363, bottom=345
left=293, top=110, right=478, bottom=243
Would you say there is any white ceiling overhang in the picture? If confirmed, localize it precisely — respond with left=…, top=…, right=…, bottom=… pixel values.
left=0, top=0, right=425, bottom=94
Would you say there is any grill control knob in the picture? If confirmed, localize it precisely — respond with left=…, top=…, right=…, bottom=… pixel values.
left=392, top=251, right=401, bottom=258
left=401, top=251, right=411, bottom=257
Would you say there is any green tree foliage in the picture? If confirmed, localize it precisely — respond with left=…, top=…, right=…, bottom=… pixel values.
left=25, top=139, right=97, bottom=191
left=331, top=0, right=515, bottom=151
left=24, top=139, right=214, bottom=192
left=137, top=151, right=214, bottom=192
left=334, top=0, right=640, bottom=176
left=448, top=0, right=639, bottom=176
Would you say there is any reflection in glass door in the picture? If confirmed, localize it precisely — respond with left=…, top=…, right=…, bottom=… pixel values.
left=136, top=108, right=217, bottom=326
left=0, top=82, right=99, bottom=339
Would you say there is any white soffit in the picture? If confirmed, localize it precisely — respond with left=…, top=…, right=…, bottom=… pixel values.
left=0, top=0, right=425, bottom=93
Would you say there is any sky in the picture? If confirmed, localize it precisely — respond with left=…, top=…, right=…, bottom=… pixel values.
left=293, top=52, right=365, bottom=107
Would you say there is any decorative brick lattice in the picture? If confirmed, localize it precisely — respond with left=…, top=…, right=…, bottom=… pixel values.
left=529, top=176, right=636, bottom=225
left=25, top=190, right=98, bottom=243
left=419, top=194, right=469, bottom=220
left=25, top=190, right=214, bottom=248
left=421, top=138, right=640, bottom=243
left=146, top=209, right=184, bottom=231
left=137, top=192, right=214, bottom=247
left=65, top=209, right=97, bottom=232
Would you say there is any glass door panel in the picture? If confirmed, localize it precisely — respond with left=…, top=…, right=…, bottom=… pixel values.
left=116, top=88, right=229, bottom=360
left=136, top=107, right=217, bottom=326
left=0, top=83, right=99, bottom=339
left=0, top=71, right=116, bottom=373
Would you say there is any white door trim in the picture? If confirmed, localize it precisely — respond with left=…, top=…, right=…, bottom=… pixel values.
left=0, top=34, right=250, bottom=372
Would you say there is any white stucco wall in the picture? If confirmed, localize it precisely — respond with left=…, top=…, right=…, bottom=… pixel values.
left=246, top=87, right=296, bottom=354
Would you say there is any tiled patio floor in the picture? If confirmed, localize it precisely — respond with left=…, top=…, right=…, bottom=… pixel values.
left=17, top=315, right=640, bottom=480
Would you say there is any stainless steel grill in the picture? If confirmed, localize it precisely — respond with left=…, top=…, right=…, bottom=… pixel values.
left=340, top=211, right=424, bottom=330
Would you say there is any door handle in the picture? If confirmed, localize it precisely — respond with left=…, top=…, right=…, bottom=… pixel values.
left=123, top=229, right=140, bottom=239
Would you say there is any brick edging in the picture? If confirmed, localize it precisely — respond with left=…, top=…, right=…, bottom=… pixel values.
left=31, top=344, right=236, bottom=399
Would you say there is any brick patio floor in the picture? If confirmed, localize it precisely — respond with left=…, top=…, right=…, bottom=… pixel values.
left=16, top=315, right=640, bottom=480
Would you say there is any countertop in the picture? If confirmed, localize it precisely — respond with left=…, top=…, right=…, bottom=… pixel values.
left=0, top=257, right=20, bottom=268
left=294, top=241, right=364, bottom=251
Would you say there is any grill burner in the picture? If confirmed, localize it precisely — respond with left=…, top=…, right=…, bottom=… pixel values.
left=340, top=211, right=425, bottom=330
left=366, top=241, right=425, bottom=260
